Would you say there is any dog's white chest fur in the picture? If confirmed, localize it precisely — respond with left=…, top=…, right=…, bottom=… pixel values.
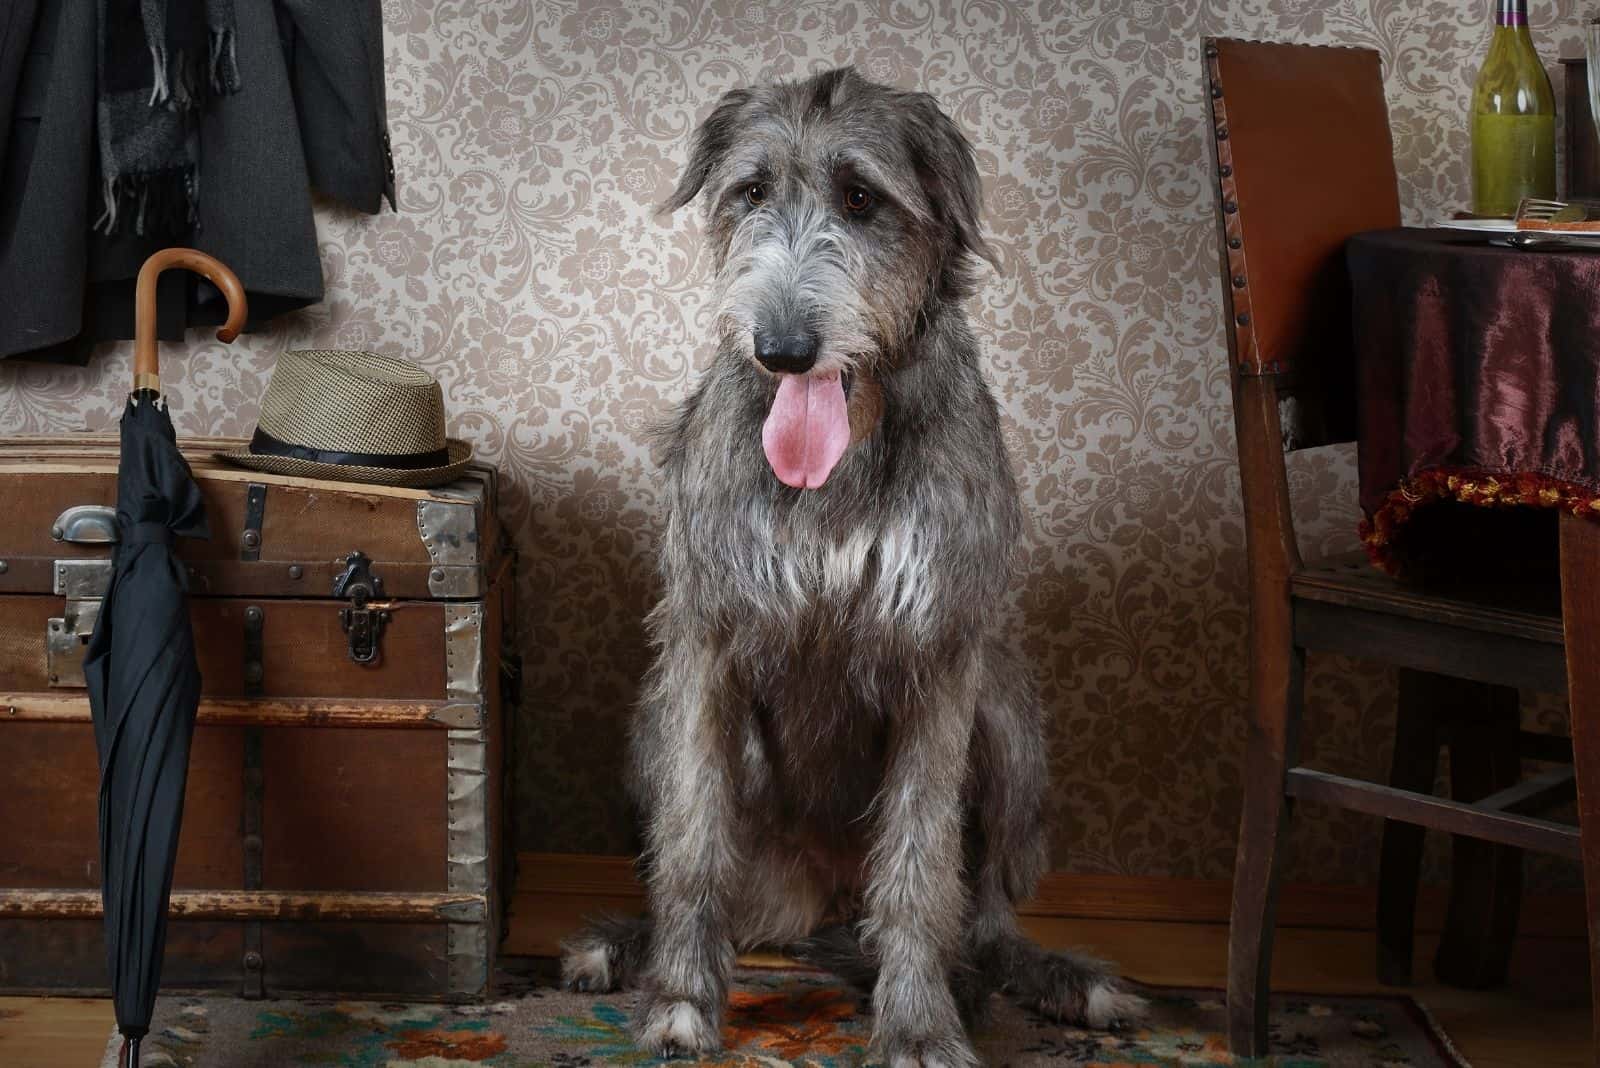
left=751, top=508, right=938, bottom=636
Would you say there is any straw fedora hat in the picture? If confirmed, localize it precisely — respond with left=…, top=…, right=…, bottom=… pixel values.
left=218, top=350, right=473, bottom=487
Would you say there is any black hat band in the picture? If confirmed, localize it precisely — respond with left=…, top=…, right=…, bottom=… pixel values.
left=248, top=427, right=451, bottom=470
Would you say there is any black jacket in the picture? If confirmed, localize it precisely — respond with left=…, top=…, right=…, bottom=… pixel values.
left=0, top=0, right=394, bottom=363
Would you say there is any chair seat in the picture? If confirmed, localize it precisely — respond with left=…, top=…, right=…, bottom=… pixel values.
left=1293, top=550, right=1562, bottom=643
left=1290, top=551, right=1566, bottom=693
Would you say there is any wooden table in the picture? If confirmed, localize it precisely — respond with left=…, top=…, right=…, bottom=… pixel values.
left=1348, top=227, right=1600, bottom=1049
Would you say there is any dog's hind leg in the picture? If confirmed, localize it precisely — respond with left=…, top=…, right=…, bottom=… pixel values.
left=959, top=642, right=1049, bottom=1021
left=560, top=914, right=652, bottom=993
left=996, top=936, right=1147, bottom=1029
left=967, top=642, right=1147, bottom=1030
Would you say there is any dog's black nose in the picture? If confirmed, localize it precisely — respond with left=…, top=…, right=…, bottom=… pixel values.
left=754, top=330, right=819, bottom=374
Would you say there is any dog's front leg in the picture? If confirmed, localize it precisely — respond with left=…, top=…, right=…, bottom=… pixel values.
left=633, top=638, right=742, bottom=1057
left=864, top=659, right=980, bottom=1068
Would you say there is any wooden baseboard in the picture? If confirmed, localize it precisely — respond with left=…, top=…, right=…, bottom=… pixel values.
left=515, top=852, right=1588, bottom=939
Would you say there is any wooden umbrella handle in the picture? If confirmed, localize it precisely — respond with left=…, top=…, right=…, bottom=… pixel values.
left=132, top=248, right=249, bottom=393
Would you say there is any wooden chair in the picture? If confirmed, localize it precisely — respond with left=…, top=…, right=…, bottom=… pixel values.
left=1202, top=38, right=1581, bottom=1056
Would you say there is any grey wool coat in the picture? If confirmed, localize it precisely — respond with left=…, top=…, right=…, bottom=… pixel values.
left=0, top=0, right=394, bottom=363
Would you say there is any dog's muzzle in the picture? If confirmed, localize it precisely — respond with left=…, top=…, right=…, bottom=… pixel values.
left=754, top=330, right=819, bottom=375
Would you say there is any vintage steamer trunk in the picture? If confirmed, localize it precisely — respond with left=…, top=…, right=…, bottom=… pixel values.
left=0, top=435, right=513, bottom=1000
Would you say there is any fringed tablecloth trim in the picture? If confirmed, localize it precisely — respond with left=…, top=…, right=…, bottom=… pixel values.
left=1360, top=466, right=1600, bottom=573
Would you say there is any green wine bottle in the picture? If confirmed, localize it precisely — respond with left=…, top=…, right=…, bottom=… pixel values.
left=1470, top=0, right=1556, bottom=217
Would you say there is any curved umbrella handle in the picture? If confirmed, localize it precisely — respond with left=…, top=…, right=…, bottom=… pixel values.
left=133, top=248, right=249, bottom=394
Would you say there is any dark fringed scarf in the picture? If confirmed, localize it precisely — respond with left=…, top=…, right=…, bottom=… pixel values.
left=96, top=0, right=241, bottom=235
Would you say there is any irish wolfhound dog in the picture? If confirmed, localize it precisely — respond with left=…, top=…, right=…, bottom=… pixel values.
left=562, top=67, right=1144, bottom=1066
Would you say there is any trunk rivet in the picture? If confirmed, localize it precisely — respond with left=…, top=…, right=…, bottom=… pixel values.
left=431, top=568, right=446, bottom=583
left=288, top=565, right=303, bottom=580
left=0, top=560, right=10, bottom=574
left=244, top=834, right=263, bottom=853
left=244, top=606, right=263, bottom=624
left=242, top=531, right=261, bottom=549
left=244, top=662, right=263, bottom=685
left=243, top=951, right=262, bottom=971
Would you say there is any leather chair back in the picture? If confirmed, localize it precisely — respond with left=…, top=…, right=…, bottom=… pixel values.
left=1205, top=38, right=1401, bottom=448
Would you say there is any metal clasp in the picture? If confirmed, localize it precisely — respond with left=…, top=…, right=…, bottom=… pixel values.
left=333, top=551, right=389, bottom=664
left=46, top=599, right=101, bottom=688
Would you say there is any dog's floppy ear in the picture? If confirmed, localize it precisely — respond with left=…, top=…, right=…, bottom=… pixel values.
left=662, top=88, right=753, bottom=214
left=904, top=93, right=999, bottom=271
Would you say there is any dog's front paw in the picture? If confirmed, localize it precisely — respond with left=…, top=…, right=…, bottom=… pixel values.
left=635, top=994, right=721, bottom=1058
left=879, top=1033, right=981, bottom=1068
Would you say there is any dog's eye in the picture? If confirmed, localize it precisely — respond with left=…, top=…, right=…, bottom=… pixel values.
left=745, top=183, right=768, bottom=207
left=842, top=186, right=873, bottom=214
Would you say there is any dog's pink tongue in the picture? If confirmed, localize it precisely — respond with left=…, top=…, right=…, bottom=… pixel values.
left=761, top=371, right=850, bottom=489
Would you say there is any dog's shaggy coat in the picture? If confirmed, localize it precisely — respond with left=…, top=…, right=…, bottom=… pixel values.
left=562, top=67, right=1143, bottom=1067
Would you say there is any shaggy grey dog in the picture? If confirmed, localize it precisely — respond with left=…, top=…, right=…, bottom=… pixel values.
left=562, top=67, right=1144, bottom=1067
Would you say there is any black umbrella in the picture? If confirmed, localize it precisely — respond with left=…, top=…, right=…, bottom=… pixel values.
left=85, top=248, right=247, bottom=1068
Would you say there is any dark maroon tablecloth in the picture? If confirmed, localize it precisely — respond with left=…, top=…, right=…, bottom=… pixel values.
left=1349, top=227, right=1600, bottom=570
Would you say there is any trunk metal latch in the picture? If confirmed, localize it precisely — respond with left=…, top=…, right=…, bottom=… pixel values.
left=333, top=551, right=389, bottom=665
left=46, top=599, right=101, bottom=688
left=47, top=505, right=118, bottom=686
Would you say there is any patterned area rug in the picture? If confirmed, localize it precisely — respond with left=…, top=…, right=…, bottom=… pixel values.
left=104, top=968, right=1468, bottom=1067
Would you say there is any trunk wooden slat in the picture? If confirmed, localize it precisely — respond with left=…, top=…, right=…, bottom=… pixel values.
left=0, top=438, right=512, bottom=1001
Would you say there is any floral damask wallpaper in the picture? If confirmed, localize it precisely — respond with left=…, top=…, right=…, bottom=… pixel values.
left=0, top=0, right=1586, bottom=888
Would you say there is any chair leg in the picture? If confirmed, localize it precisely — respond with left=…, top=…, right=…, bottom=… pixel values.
left=1432, top=680, right=1523, bottom=989
left=1558, top=513, right=1600, bottom=1057
left=1376, top=668, right=1444, bottom=986
left=1227, top=645, right=1304, bottom=1057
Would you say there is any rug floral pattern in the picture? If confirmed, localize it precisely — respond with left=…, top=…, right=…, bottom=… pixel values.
left=109, top=969, right=1464, bottom=1068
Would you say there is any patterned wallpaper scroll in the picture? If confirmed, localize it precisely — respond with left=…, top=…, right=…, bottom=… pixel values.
left=1, top=0, right=1584, bottom=888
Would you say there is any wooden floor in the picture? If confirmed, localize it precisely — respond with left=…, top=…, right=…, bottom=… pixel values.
left=3, top=890, right=1592, bottom=1067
